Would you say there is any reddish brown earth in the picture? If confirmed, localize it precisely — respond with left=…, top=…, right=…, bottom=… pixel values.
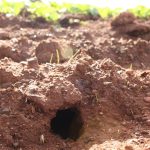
left=0, top=12, right=150, bottom=150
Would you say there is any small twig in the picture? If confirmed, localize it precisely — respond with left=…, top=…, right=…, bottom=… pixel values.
left=50, top=53, right=53, bottom=63
left=129, top=63, right=133, bottom=70
left=67, top=49, right=81, bottom=64
left=56, top=49, right=60, bottom=64
left=40, top=134, right=45, bottom=144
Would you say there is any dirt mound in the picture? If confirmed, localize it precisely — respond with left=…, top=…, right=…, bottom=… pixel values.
left=0, top=42, right=20, bottom=61
left=111, top=12, right=136, bottom=26
left=0, top=13, right=150, bottom=150
left=59, top=13, right=99, bottom=27
left=111, top=12, right=150, bottom=38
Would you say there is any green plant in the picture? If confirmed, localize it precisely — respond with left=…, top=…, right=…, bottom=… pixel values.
left=29, top=1, right=60, bottom=21
left=129, top=6, right=150, bottom=19
left=0, top=0, right=25, bottom=15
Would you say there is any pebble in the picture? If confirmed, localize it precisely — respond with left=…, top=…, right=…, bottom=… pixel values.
left=13, top=142, right=19, bottom=148
left=140, top=130, right=149, bottom=135
left=0, top=107, right=10, bottom=114
left=146, top=119, right=150, bottom=125
left=124, top=145, right=134, bottom=150
left=144, top=97, right=150, bottom=103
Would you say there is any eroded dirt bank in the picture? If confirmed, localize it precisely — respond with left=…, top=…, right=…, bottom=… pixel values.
left=0, top=12, right=150, bottom=150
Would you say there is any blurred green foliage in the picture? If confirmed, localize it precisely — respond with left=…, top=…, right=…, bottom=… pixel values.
left=0, top=0, right=150, bottom=21
left=0, top=0, right=25, bottom=15
left=129, top=6, right=150, bottom=19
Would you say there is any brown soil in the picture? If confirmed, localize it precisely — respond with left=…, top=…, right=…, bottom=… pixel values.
left=0, top=12, right=150, bottom=150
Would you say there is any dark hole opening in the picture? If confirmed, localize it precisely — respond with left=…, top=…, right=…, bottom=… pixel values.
left=50, top=107, right=84, bottom=140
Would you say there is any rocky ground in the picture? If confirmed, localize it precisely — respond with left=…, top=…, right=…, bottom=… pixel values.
left=0, top=12, right=150, bottom=150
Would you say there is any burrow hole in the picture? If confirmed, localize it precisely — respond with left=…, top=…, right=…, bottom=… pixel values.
left=50, top=107, right=84, bottom=141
